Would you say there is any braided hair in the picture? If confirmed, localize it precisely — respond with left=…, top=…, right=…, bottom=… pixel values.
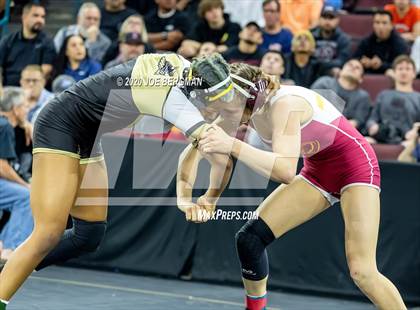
left=189, top=53, right=230, bottom=90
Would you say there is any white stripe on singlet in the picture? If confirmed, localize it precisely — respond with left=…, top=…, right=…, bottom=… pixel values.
left=325, top=123, right=374, bottom=185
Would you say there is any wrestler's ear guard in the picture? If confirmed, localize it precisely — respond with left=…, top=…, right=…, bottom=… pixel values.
left=231, top=74, right=269, bottom=111
left=190, top=76, right=235, bottom=103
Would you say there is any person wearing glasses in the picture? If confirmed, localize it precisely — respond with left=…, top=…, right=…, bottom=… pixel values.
left=261, top=0, right=293, bottom=54
left=19, top=65, right=53, bottom=125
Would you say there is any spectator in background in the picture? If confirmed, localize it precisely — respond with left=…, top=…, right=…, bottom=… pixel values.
left=223, top=0, right=264, bottom=27
left=105, top=32, right=149, bottom=69
left=280, top=0, right=323, bottom=33
left=398, top=122, right=420, bottom=163
left=100, top=0, right=137, bottom=41
left=222, top=22, right=265, bottom=66
left=354, top=10, right=408, bottom=74
left=1, top=86, right=33, bottom=183
left=311, top=59, right=371, bottom=132
left=19, top=65, right=53, bottom=124
left=54, top=2, right=111, bottom=63
left=261, top=0, right=293, bottom=54
left=325, top=0, right=343, bottom=10
left=385, top=0, right=420, bottom=42
left=126, top=0, right=156, bottom=15
left=30, top=75, right=77, bottom=125
left=283, top=30, right=320, bottom=88
left=178, top=0, right=241, bottom=58
left=145, top=0, right=188, bottom=52
left=102, top=15, right=153, bottom=67
left=12, top=105, right=32, bottom=184
left=367, top=55, right=420, bottom=144
left=176, top=0, right=200, bottom=24
left=343, top=0, right=358, bottom=12
left=260, top=50, right=294, bottom=84
left=311, top=5, right=351, bottom=76
left=53, top=35, right=102, bottom=82
left=51, top=75, right=76, bottom=95
left=411, top=36, right=420, bottom=76
left=0, top=2, right=55, bottom=86
left=197, top=42, right=217, bottom=57
left=0, top=87, right=34, bottom=261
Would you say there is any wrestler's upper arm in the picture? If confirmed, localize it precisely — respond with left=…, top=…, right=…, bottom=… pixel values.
left=270, top=96, right=306, bottom=157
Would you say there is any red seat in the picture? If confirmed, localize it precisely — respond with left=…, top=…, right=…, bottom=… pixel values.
left=413, top=79, right=420, bottom=92
left=360, top=74, right=394, bottom=102
left=371, top=143, right=404, bottom=161
left=339, top=14, right=373, bottom=39
left=356, top=0, right=389, bottom=10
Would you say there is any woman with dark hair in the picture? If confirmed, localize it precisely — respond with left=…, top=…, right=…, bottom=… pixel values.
left=0, top=53, right=266, bottom=309
left=53, top=34, right=102, bottom=82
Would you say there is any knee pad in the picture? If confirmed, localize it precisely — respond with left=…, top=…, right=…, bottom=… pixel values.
left=235, top=218, right=275, bottom=281
left=35, top=218, right=107, bottom=271
left=67, top=217, right=107, bottom=253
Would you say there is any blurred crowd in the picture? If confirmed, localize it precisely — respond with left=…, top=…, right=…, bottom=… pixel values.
left=0, top=0, right=419, bottom=253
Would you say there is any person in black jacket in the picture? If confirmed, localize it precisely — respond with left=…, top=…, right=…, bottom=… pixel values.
left=222, top=22, right=265, bottom=66
left=100, top=0, right=137, bottom=42
left=0, top=3, right=56, bottom=86
left=178, top=0, right=241, bottom=58
left=311, top=5, right=351, bottom=76
left=144, top=0, right=189, bottom=52
left=353, top=10, right=408, bottom=74
left=125, top=0, right=156, bottom=15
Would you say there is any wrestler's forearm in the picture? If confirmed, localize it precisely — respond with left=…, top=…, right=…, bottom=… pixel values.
left=231, top=138, right=298, bottom=184
left=204, top=154, right=233, bottom=203
left=177, top=144, right=201, bottom=205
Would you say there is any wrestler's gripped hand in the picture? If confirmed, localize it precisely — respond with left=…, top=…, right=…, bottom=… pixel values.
left=178, top=199, right=211, bottom=223
left=197, top=195, right=217, bottom=215
left=199, top=125, right=234, bottom=155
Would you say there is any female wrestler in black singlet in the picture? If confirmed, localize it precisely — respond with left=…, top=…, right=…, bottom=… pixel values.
left=0, top=53, right=246, bottom=308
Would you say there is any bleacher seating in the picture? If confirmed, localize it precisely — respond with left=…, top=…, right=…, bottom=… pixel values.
left=413, top=79, right=420, bottom=92
left=360, top=74, right=394, bottom=102
left=371, top=143, right=404, bottom=160
left=361, top=75, right=420, bottom=102
left=353, top=0, right=390, bottom=13
left=339, top=14, right=373, bottom=40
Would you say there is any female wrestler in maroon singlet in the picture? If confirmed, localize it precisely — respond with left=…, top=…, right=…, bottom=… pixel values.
left=178, top=63, right=406, bottom=310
